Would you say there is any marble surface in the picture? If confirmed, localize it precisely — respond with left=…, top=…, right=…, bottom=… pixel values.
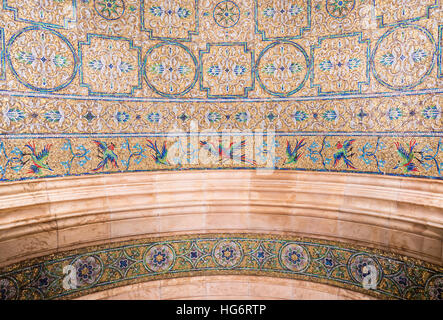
left=78, top=275, right=376, bottom=300
left=0, top=170, right=441, bottom=268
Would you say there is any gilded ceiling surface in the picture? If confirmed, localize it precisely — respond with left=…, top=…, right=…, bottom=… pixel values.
left=0, top=0, right=441, bottom=181
left=0, top=1, right=442, bottom=301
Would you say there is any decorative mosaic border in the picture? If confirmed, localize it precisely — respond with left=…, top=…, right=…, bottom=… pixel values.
left=0, top=94, right=441, bottom=134
left=0, top=134, right=441, bottom=182
left=1, top=234, right=442, bottom=300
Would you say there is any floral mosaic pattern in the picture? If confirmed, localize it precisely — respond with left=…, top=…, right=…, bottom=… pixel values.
left=144, top=244, right=175, bottom=272
left=79, top=35, right=141, bottom=95
left=141, top=0, right=197, bottom=40
left=73, top=256, right=103, bottom=287
left=200, top=43, right=254, bottom=97
left=3, top=0, right=77, bottom=28
left=143, top=42, right=198, bottom=97
left=326, top=0, right=355, bottom=19
left=0, top=0, right=441, bottom=181
left=372, top=24, right=436, bottom=90
left=0, top=234, right=442, bottom=300
left=213, top=240, right=243, bottom=268
left=0, top=277, right=18, bottom=300
left=373, top=0, right=438, bottom=27
left=94, top=0, right=125, bottom=20
left=255, top=0, right=311, bottom=40
left=280, top=243, right=310, bottom=272
left=0, top=0, right=440, bottom=98
left=0, top=95, right=440, bottom=134
left=256, top=41, right=309, bottom=96
left=311, top=33, right=369, bottom=94
left=6, top=26, right=77, bottom=92
left=198, top=0, right=255, bottom=43
left=213, top=0, right=240, bottom=28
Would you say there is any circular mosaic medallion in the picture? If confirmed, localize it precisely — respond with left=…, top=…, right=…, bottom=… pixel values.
left=213, top=240, right=243, bottom=268
left=72, top=255, right=103, bottom=287
left=425, top=274, right=443, bottom=300
left=279, top=243, right=309, bottom=272
left=143, top=42, right=198, bottom=97
left=144, top=244, right=175, bottom=272
left=256, top=41, right=309, bottom=96
left=213, top=1, right=240, bottom=28
left=7, top=26, right=78, bottom=92
left=94, top=0, right=125, bottom=20
left=371, top=24, right=436, bottom=90
left=348, top=254, right=382, bottom=285
left=326, top=0, right=355, bottom=19
left=0, top=277, right=18, bottom=300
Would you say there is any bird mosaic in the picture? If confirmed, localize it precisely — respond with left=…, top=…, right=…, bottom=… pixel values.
left=23, top=142, right=53, bottom=175
left=92, top=140, right=118, bottom=171
left=199, top=139, right=257, bottom=165
left=284, top=139, right=306, bottom=165
left=393, top=139, right=423, bottom=173
left=146, top=139, right=170, bottom=165
left=333, top=139, right=356, bottom=169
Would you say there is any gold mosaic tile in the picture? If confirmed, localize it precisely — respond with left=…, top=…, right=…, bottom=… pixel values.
left=0, top=0, right=440, bottom=181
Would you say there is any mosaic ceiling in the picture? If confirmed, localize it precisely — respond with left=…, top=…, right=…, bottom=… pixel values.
left=0, top=0, right=441, bottom=181
left=0, top=1, right=442, bottom=302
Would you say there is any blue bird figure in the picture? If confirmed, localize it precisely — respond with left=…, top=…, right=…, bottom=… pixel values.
left=146, top=139, right=170, bottom=165
left=333, top=139, right=356, bottom=169
left=23, top=142, right=53, bottom=175
left=393, top=139, right=423, bottom=173
left=92, top=140, right=118, bottom=171
left=200, top=139, right=256, bottom=165
left=285, top=139, right=306, bottom=165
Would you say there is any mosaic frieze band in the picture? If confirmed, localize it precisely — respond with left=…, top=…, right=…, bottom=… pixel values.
left=0, top=1, right=441, bottom=99
left=1, top=94, right=441, bottom=134
left=0, top=234, right=442, bottom=300
left=0, top=134, right=441, bottom=181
